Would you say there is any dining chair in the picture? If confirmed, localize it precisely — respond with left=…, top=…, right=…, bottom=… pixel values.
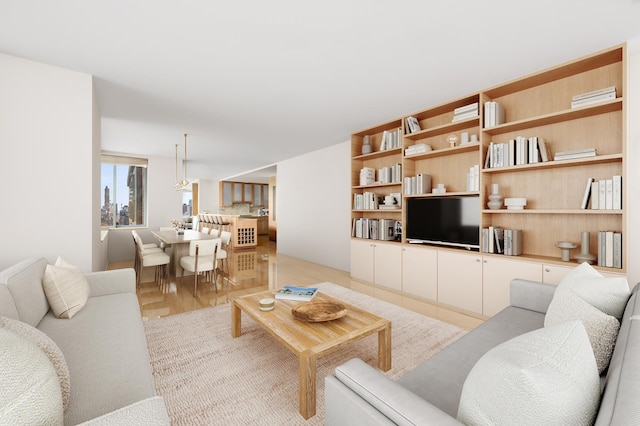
left=218, top=230, right=232, bottom=278
left=132, top=232, right=170, bottom=288
left=209, top=228, right=220, bottom=238
left=202, top=226, right=212, bottom=235
left=180, top=238, right=221, bottom=297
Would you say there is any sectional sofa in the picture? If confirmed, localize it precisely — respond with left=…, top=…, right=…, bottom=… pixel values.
left=326, top=263, right=640, bottom=425
left=0, top=257, right=168, bottom=425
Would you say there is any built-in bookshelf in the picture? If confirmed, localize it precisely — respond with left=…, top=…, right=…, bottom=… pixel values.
left=350, top=44, right=627, bottom=319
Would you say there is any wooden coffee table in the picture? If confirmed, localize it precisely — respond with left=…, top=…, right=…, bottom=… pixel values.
left=231, top=289, right=392, bottom=419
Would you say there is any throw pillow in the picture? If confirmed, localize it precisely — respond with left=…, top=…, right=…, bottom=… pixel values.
left=457, top=321, right=600, bottom=426
left=553, top=262, right=630, bottom=320
left=0, top=315, right=70, bottom=411
left=0, top=328, right=64, bottom=424
left=42, top=257, right=90, bottom=319
left=545, top=290, right=619, bottom=374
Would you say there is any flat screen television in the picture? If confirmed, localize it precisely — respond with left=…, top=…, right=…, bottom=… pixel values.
left=406, top=196, right=480, bottom=250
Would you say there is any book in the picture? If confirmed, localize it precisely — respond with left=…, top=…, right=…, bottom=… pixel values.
left=581, top=178, right=594, bottom=209
left=275, top=285, right=319, bottom=301
left=572, top=86, right=616, bottom=101
left=537, top=138, right=552, bottom=162
left=591, top=181, right=599, bottom=210
left=613, top=232, right=622, bottom=269
left=613, top=175, right=622, bottom=210
left=406, top=116, right=421, bottom=133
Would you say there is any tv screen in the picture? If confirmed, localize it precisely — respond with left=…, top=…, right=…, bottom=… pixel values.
left=406, top=196, right=480, bottom=250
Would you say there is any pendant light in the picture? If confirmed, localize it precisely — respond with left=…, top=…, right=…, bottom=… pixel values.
left=173, top=133, right=190, bottom=190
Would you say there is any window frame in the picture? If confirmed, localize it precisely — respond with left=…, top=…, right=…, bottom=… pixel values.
left=100, top=155, right=149, bottom=228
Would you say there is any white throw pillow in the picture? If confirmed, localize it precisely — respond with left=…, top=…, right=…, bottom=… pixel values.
left=0, top=315, right=70, bottom=411
left=545, top=290, right=619, bottom=374
left=457, top=321, right=600, bottom=426
left=42, top=257, right=90, bottom=319
left=0, top=328, right=64, bottom=424
left=553, top=262, right=630, bottom=320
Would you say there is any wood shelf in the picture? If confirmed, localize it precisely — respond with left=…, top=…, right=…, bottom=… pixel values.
left=405, top=116, right=480, bottom=140
left=353, top=147, right=402, bottom=161
left=406, top=191, right=479, bottom=198
left=482, top=209, right=622, bottom=215
left=404, top=142, right=480, bottom=160
left=482, top=153, right=622, bottom=174
left=352, top=182, right=401, bottom=190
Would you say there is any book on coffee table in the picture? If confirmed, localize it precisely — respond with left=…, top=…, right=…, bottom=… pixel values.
left=275, top=285, right=319, bottom=301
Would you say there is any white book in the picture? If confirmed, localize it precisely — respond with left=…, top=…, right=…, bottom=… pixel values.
left=613, top=175, right=622, bottom=210
left=572, top=86, right=616, bottom=101
left=538, top=138, right=552, bottom=162
left=613, top=233, right=622, bottom=269
left=454, top=102, right=479, bottom=114
left=591, top=181, right=600, bottom=210
left=605, top=179, right=613, bottom=209
left=605, top=231, right=614, bottom=267
left=599, top=182, right=606, bottom=210
left=571, top=92, right=616, bottom=108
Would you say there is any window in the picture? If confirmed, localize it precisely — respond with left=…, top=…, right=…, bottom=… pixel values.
left=101, top=155, right=148, bottom=228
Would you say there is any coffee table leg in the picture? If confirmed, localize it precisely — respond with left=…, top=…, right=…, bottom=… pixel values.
left=299, top=351, right=317, bottom=419
left=378, top=322, right=392, bottom=371
left=231, top=302, right=242, bottom=337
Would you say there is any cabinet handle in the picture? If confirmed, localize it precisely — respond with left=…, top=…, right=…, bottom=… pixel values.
left=477, top=259, right=481, bottom=263
left=545, top=268, right=551, bottom=272
left=483, top=260, right=487, bottom=263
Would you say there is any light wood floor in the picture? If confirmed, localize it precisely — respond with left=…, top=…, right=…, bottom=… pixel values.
left=109, top=235, right=483, bottom=330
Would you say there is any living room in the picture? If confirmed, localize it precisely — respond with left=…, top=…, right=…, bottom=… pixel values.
left=2, top=2, right=640, bottom=425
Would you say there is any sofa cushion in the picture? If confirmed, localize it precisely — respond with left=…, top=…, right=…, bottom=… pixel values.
left=545, top=289, right=619, bottom=374
left=551, top=262, right=630, bottom=319
left=0, top=328, right=64, bottom=424
left=0, top=315, right=70, bottom=410
left=42, top=257, right=90, bottom=319
left=0, top=258, right=49, bottom=327
left=457, top=321, right=600, bottom=426
left=38, top=292, right=157, bottom=425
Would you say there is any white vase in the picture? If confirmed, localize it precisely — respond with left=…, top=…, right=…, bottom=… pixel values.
left=487, top=184, right=503, bottom=210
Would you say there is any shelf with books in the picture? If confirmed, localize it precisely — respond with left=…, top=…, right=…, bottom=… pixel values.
left=407, top=191, right=479, bottom=199
left=482, top=98, right=622, bottom=136
left=404, top=94, right=480, bottom=135
left=482, top=209, right=623, bottom=215
left=353, top=147, right=403, bottom=161
left=404, top=142, right=480, bottom=160
left=404, top=116, right=480, bottom=141
left=482, top=153, right=623, bottom=174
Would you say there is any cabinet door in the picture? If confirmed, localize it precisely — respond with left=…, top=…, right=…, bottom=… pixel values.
left=263, top=185, right=269, bottom=206
left=402, top=245, right=437, bottom=300
left=542, top=264, right=574, bottom=285
left=351, top=239, right=374, bottom=282
left=243, top=184, right=252, bottom=202
left=483, top=257, right=542, bottom=317
left=438, top=251, right=483, bottom=314
left=373, top=242, right=402, bottom=291
left=222, top=182, right=232, bottom=206
left=233, top=183, right=243, bottom=203
left=253, top=184, right=263, bottom=206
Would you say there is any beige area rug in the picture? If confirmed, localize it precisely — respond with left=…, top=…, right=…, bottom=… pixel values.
left=144, top=282, right=467, bottom=425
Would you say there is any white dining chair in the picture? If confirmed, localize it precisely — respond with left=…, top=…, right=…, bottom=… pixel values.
left=180, top=238, right=221, bottom=297
left=132, top=231, right=170, bottom=288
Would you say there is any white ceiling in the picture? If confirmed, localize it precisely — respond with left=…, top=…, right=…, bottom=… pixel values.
left=2, top=1, right=640, bottom=183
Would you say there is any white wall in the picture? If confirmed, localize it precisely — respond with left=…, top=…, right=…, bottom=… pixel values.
left=198, top=178, right=220, bottom=213
left=276, top=141, right=351, bottom=271
left=0, top=54, right=97, bottom=272
left=626, top=38, right=640, bottom=286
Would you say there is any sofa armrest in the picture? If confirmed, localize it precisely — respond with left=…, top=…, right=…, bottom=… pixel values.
left=85, top=269, right=136, bottom=297
left=78, top=396, right=169, bottom=425
left=331, top=359, right=462, bottom=426
left=510, top=279, right=557, bottom=314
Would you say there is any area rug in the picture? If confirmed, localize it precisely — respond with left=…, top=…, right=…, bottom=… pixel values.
left=143, top=282, right=467, bottom=425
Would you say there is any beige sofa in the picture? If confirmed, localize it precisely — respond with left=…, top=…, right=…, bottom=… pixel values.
left=0, top=257, right=169, bottom=425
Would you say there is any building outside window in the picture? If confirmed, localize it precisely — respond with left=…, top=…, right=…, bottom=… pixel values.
left=101, top=155, right=148, bottom=227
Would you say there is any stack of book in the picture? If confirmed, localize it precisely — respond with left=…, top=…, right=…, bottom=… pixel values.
left=380, top=128, right=402, bottom=150
left=571, top=86, right=616, bottom=109
left=352, top=218, right=396, bottom=240
left=353, top=192, right=378, bottom=210
left=598, top=231, right=622, bottom=269
left=377, top=163, right=402, bottom=184
left=485, top=137, right=551, bottom=168
left=581, top=175, right=622, bottom=210
left=359, top=167, right=375, bottom=186
left=403, top=174, right=432, bottom=195
left=481, top=227, right=523, bottom=255
left=452, top=102, right=479, bottom=122
left=483, top=101, right=505, bottom=128
left=405, top=116, right=421, bottom=134
left=553, top=148, right=596, bottom=161
left=404, top=143, right=431, bottom=156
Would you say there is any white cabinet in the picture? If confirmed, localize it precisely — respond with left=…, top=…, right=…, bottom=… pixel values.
left=483, top=257, right=542, bottom=317
left=437, top=251, right=483, bottom=314
left=402, top=245, right=437, bottom=301
left=350, top=240, right=402, bottom=290
left=542, top=264, right=573, bottom=285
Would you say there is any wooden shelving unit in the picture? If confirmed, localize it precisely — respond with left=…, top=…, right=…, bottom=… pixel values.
left=350, top=44, right=627, bottom=318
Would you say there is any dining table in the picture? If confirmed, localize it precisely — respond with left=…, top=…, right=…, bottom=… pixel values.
left=151, top=229, right=217, bottom=277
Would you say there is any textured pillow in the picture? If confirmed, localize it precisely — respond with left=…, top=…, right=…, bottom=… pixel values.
left=0, top=328, right=63, bottom=424
left=545, top=290, right=619, bottom=374
left=553, top=262, right=630, bottom=320
left=457, top=321, right=600, bottom=426
left=42, top=257, right=90, bottom=319
left=0, top=316, right=70, bottom=410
